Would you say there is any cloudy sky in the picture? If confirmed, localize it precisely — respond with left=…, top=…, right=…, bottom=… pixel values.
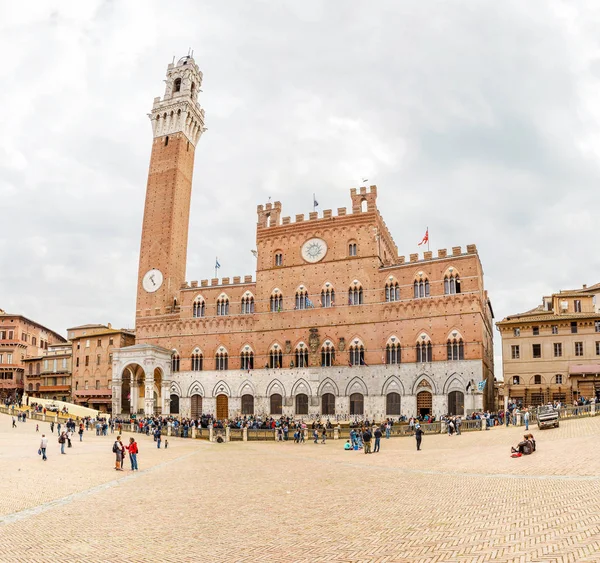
left=1, top=1, right=599, bottom=376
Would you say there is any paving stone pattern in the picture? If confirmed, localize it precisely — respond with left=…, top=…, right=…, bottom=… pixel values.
left=1, top=414, right=600, bottom=562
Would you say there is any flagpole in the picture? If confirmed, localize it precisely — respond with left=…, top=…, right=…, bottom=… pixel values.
left=215, top=257, right=217, bottom=279
left=427, top=226, right=429, bottom=252
left=313, top=193, right=316, bottom=212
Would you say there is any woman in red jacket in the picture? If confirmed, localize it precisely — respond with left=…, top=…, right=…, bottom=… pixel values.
left=126, top=437, right=139, bottom=471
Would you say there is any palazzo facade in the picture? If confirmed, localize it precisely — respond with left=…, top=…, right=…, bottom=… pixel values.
left=112, top=56, right=495, bottom=420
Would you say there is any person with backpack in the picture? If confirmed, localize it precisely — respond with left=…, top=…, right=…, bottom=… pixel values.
left=362, top=428, right=372, bottom=454
left=126, top=437, right=139, bottom=471
left=58, top=431, right=67, bottom=454
left=113, top=435, right=124, bottom=470
left=154, top=427, right=162, bottom=448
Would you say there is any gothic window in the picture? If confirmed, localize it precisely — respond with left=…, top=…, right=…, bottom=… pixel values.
left=241, top=394, right=254, bottom=415
left=270, top=394, right=283, bottom=415
left=446, top=339, right=465, bottom=361
left=173, top=78, right=181, bottom=93
left=349, top=342, right=365, bottom=366
left=240, top=351, right=254, bottom=370
left=444, top=272, right=461, bottom=295
left=191, top=350, right=203, bottom=371
left=348, top=242, right=357, bottom=257
left=241, top=295, right=255, bottom=314
left=386, top=341, right=401, bottom=364
left=216, top=296, right=230, bottom=316
left=269, top=348, right=283, bottom=369
left=270, top=292, right=283, bottom=312
left=416, top=340, right=433, bottom=363
left=321, top=286, right=335, bottom=308
left=386, top=392, right=401, bottom=415
left=413, top=279, right=430, bottom=298
left=385, top=281, right=400, bottom=302
left=348, top=284, right=363, bottom=306
left=322, top=393, right=336, bottom=415
left=192, top=297, right=205, bottom=318
left=350, top=393, right=364, bottom=415
left=275, top=252, right=283, bottom=266
left=215, top=350, right=229, bottom=371
left=295, top=394, right=309, bottom=415
left=321, top=342, right=335, bottom=367
left=295, top=288, right=309, bottom=310
left=171, top=352, right=180, bottom=373
left=295, top=344, right=309, bottom=368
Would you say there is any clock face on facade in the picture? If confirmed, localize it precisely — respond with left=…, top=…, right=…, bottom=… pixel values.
left=301, top=238, right=328, bottom=263
left=142, top=269, right=164, bottom=293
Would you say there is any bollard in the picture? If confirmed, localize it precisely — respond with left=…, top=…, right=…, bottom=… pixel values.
left=226, top=427, right=230, bottom=442
left=243, top=427, right=248, bottom=441
left=209, top=427, right=214, bottom=442
left=167, top=426, right=172, bottom=436
left=334, top=427, right=339, bottom=440
left=516, top=413, right=522, bottom=426
left=191, top=426, right=197, bottom=439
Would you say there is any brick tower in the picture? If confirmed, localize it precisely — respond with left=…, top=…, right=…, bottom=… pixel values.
left=136, top=56, right=206, bottom=318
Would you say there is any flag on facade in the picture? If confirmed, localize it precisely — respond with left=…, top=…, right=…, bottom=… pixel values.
left=313, top=194, right=319, bottom=209
left=215, top=257, right=221, bottom=269
left=250, top=250, right=258, bottom=258
left=418, top=228, right=429, bottom=246
left=477, top=380, right=487, bottom=392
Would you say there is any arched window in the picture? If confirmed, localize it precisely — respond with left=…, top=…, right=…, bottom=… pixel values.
left=413, top=278, right=430, bottom=299
left=295, top=393, right=309, bottom=415
left=28, top=364, right=32, bottom=375
left=416, top=339, right=433, bottom=363
left=241, top=394, right=254, bottom=415
left=36, top=362, right=40, bottom=375
left=295, top=288, right=309, bottom=310
left=321, top=285, right=335, bottom=308
left=191, top=82, right=196, bottom=99
left=274, top=252, right=283, bottom=266
left=444, top=272, right=461, bottom=295
left=555, top=374, right=563, bottom=384
left=171, top=352, right=180, bottom=372
left=513, top=376, right=520, bottom=385
left=215, top=350, right=228, bottom=371
left=192, top=297, right=205, bottom=318
left=322, top=393, right=335, bottom=415
left=534, top=374, right=542, bottom=385
left=321, top=342, right=335, bottom=367
left=386, top=392, right=401, bottom=415
left=361, top=199, right=368, bottom=212
left=348, top=242, right=357, bottom=257
left=240, top=350, right=254, bottom=370
left=269, top=347, right=282, bottom=368
left=348, top=283, right=363, bottom=306
left=191, top=349, right=203, bottom=371
left=164, top=135, right=169, bottom=146
left=270, top=291, right=283, bottom=312
left=28, top=383, right=33, bottom=392
left=386, top=340, right=401, bottom=364
left=385, top=280, right=400, bottom=302
left=241, top=295, right=255, bottom=314
left=295, top=344, right=309, bottom=368
left=173, top=77, right=182, bottom=93
left=350, top=393, right=364, bottom=415
left=216, top=296, right=230, bottom=316
left=270, top=393, right=283, bottom=415
left=446, top=339, right=465, bottom=361
left=349, top=342, right=365, bottom=366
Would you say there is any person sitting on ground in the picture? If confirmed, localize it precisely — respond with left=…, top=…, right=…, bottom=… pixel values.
left=524, top=433, right=536, bottom=452
left=344, top=440, right=352, bottom=451
left=511, top=434, right=534, bottom=456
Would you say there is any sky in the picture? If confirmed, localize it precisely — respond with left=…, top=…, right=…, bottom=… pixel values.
left=1, top=1, right=599, bottom=378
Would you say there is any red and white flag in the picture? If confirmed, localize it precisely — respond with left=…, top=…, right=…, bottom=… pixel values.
left=418, top=228, right=429, bottom=246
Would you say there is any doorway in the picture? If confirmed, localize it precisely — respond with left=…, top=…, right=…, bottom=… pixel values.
left=417, top=391, right=432, bottom=417
left=216, top=394, right=228, bottom=420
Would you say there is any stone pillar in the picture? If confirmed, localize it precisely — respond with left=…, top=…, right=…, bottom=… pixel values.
left=592, top=402, right=596, bottom=416
left=209, top=426, right=214, bottom=442
left=130, top=384, right=139, bottom=415
left=144, top=373, right=155, bottom=416
left=441, top=421, right=447, bottom=434
left=225, top=427, right=230, bottom=442
left=167, top=425, right=172, bottom=436
left=243, top=427, right=248, bottom=441
left=192, top=426, right=197, bottom=438
left=161, top=381, right=170, bottom=415
left=516, top=413, right=522, bottom=426
left=112, top=379, right=122, bottom=416
left=334, top=427, right=339, bottom=440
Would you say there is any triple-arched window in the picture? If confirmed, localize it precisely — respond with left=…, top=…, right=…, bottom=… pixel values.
left=349, top=342, right=365, bottom=366
left=386, top=340, right=401, bottom=364
left=270, top=290, right=283, bottom=312
left=321, top=342, right=335, bottom=367
left=191, top=349, right=203, bottom=371
left=348, top=283, right=363, bottom=306
left=240, top=350, right=254, bottom=370
left=414, top=279, right=430, bottom=298
left=216, top=296, right=230, bottom=316
left=171, top=351, right=180, bottom=372
left=447, top=338, right=465, bottom=360
left=416, top=340, right=433, bottom=363
left=321, top=285, right=335, bottom=308
left=295, top=344, right=309, bottom=368
left=269, top=347, right=283, bottom=368
left=295, top=288, right=309, bottom=310
left=241, top=295, right=255, bottom=314
left=385, top=280, right=400, bottom=302
left=215, top=349, right=228, bottom=371
left=444, top=272, right=461, bottom=295
left=192, top=297, right=205, bottom=318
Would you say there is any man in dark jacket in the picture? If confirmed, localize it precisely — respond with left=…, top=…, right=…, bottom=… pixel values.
left=415, top=424, right=423, bottom=451
left=362, top=428, right=372, bottom=454
left=373, top=427, right=382, bottom=453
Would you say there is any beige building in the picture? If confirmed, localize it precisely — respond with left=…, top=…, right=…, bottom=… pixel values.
left=24, top=343, right=73, bottom=402
left=497, top=283, right=600, bottom=406
left=0, top=309, right=66, bottom=402
left=69, top=324, right=135, bottom=411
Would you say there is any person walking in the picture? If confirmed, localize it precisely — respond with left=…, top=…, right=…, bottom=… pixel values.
left=58, top=431, right=67, bottom=454
left=373, top=426, right=382, bottom=453
left=313, top=429, right=319, bottom=444
left=155, top=427, right=162, bottom=448
left=385, top=422, right=391, bottom=439
left=321, top=428, right=326, bottom=444
left=362, top=428, right=372, bottom=454
left=12, top=417, right=16, bottom=428
left=126, top=437, right=139, bottom=471
left=524, top=409, right=530, bottom=431
left=50, top=421, right=55, bottom=434
left=415, top=424, right=423, bottom=451
left=78, top=424, right=84, bottom=442
left=36, top=424, right=39, bottom=433
left=39, top=434, right=48, bottom=461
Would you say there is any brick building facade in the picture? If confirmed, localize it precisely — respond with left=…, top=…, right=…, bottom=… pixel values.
left=498, top=283, right=600, bottom=406
left=112, top=56, right=495, bottom=420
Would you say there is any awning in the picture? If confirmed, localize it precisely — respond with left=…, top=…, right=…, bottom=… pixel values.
left=569, top=364, right=600, bottom=375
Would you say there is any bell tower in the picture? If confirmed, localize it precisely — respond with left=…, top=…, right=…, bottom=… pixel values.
left=136, top=55, right=206, bottom=318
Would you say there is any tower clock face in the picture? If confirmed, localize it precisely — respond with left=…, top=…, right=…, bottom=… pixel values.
left=142, top=269, right=164, bottom=293
left=301, top=238, right=328, bottom=263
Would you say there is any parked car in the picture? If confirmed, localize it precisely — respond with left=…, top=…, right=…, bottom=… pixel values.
left=537, top=405, right=559, bottom=429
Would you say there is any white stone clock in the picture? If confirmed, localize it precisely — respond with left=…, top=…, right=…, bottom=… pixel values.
left=142, top=269, right=164, bottom=293
left=301, top=238, right=328, bottom=263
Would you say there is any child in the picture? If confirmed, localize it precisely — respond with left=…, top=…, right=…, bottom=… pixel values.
left=36, top=424, right=39, bottom=433
left=165, top=439, right=169, bottom=449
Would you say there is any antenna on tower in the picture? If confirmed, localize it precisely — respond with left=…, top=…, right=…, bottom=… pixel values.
left=188, top=47, right=192, bottom=56
left=172, top=55, right=175, bottom=64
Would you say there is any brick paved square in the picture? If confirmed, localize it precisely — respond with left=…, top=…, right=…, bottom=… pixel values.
left=2, top=413, right=600, bottom=562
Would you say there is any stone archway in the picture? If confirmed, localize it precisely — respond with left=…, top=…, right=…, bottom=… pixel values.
left=417, top=391, right=432, bottom=417
left=121, top=363, right=145, bottom=415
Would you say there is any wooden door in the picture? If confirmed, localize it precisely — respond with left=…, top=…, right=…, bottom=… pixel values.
left=191, top=394, right=203, bottom=418
left=216, top=394, right=228, bottom=420
left=417, top=391, right=432, bottom=416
